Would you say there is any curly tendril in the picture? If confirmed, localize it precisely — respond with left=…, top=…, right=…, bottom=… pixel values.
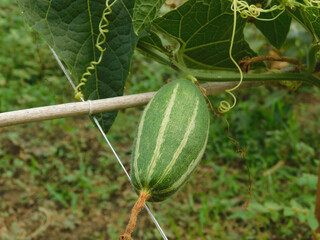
left=75, top=0, right=118, bottom=100
left=175, top=0, right=316, bottom=113
left=218, top=0, right=243, bottom=113
left=303, top=0, right=320, bottom=6
left=218, top=0, right=294, bottom=113
left=232, top=0, right=286, bottom=20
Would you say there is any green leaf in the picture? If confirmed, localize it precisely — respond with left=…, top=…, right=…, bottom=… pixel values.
left=264, top=202, right=283, bottom=211
left=133, top=0, right=166, bottom=34
left=286, top=3, right=320, bottom=42
left=137, top=31, right=173, bottom=65
left=297, top=211, right=307, bottom=223
left=152, top=0, right=258, bottom=70
left=228, top=210, right=252, bottom=220
left=307, top=44, right=320, bottom=73
left=254, top=10, right=291, bottom=49
left=138, top=31, right=171, bottom=56
left=295, top=173, right=318, bottom=189
left=283, top=206, right=295, bottom=217
left=290, top=199, right=303, bottom=209
left=248, top=202, right=269, bottom=213
left=46, top=184, right=69, bottom=208
left=308, top=211, right=319, bottom=230
left=17, top=0, right=138, bottom=133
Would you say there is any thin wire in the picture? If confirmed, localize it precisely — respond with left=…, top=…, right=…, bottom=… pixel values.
left=49, top=47, right=168, bottom=240
left=92, top=117, right=132, bottom=180
left=50, top=47, right=77, bottom=90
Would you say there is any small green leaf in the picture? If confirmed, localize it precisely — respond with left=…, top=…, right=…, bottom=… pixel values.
left=297, top=211, right=307, bottom=223
left=137, top=31, right=173, bottom=66
left=286, top=3, right=320, bottom=41
left=46, top=184, right=69, bottom=208
left=249, top=202, right=269, bottom=213
left=308, top=212, right=319, bottom=230
left=228, top=211, right=251, bottom=220
left=290, top=199, right=303, bottom=209
left=264, top=202, right=283, bottom=211
left=283, top=207, right=295, bottom=217
left=138, top=31, right=171, bottom=56
left=295, top=173, right=318, bottom=189
left=307, top=44, right=320, bottom=73
left=133, top=0, right=166, bottom=34
left=270, top=211, right=279, bottom=221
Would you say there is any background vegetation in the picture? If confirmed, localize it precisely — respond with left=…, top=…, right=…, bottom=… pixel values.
left=0, top=0, right=319, bottom=239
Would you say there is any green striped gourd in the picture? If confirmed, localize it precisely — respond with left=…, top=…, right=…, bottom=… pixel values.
left=131, top=80, right=210, bottom=202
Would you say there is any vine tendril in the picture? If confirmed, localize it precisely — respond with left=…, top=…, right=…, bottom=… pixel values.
left=75, top=0, right=118, bottom=100
left=233, top=0, right=285, bottom=20
left=218, top=0, right=294, bottom=113
left=304, top=0, right=320, bottom=6
left=218, top=0, right=243, bottom=113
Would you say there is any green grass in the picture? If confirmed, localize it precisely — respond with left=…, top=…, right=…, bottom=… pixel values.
left=0, top=1, right=320, bottom=239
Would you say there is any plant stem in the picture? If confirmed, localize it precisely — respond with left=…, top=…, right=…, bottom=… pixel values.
left=120, top=192, right=150, bottom=240
left=195, top=72, right=320, bottom=88
left=136, top=42, right=172, bottom=66
left=136, top=43, right=320, bottom=88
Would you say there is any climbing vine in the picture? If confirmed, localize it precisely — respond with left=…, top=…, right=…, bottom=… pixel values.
left=15, top=0, right=320, bottom=238
left=74, top=0, right=118, bottom=100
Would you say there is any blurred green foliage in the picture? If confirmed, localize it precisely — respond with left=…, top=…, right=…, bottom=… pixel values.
left=0, top=0, right=70, bottom=112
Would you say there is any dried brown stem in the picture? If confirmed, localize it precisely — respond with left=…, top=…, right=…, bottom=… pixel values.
left=29, top=207, right=51, bottom=239
left=120, top=192, right=150, bottom=240
left=239, top=56, right=301, bottom=73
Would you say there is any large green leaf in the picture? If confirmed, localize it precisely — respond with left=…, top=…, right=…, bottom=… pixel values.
left=133, top=0, right=166, bottom=34
left=152, top=0, right=258, bottom=70
left=254, top=10, right=291, bottom=49
left=286, top=3, right=320, bottom=42
left=17, top=0, right=138, bottom=133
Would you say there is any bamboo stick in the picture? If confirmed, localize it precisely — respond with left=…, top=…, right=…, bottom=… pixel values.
left=0, top=81, right=270, bottom=128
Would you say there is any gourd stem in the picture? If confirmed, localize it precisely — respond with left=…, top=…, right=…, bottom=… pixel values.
left=120, top=192, right=150, bottom=240
left=136, top=43, right=320, bottom=88
left=197, top=72, right=320, bottom=88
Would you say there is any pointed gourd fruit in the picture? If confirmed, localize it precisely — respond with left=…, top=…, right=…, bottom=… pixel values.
left=130, top=79, right=210, bottom=202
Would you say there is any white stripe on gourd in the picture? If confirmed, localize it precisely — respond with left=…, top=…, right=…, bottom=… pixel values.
left=145, top=84, right=179, bottom=186
left=150, top=99, right=199, bottom=191
left=157, top=119, right=209, bottom=194
left=131, top=80, right=210, bottom=202
left=133, top=102, right=152, bottom=189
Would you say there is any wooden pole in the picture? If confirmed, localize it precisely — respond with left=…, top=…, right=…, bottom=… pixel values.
left=0, top=81, right=270, bottom=128
left=0, top=92, right=155, bottom=128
